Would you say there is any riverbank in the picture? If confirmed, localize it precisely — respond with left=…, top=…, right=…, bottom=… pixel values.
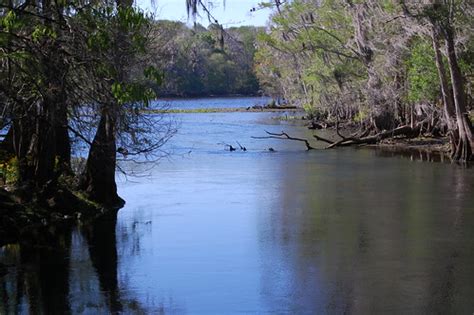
left=145, top=105, right=301, bottom=114
left=150, top=105, right=453, bottom=158
left=375, top=136, right=449, bottom=152
left=282, top=116, right=452, bottom=158
left=320, top=125, right=451, bottom=158
left=0, top=181, right=118, bottom=248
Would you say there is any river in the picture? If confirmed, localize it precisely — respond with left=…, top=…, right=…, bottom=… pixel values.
left=1, top=97, right=474, bottom=314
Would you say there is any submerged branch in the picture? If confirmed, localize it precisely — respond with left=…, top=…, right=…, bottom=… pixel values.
left=252, top=130, right=315, bottom=150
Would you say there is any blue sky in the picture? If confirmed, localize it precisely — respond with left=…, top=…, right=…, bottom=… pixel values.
left=135, top=0, right=272, bottom=27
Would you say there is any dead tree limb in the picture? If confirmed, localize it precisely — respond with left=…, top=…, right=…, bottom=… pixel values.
left=252, top=130, right=315, bottom=150
left=313, top=123, right=423, bottom=149
left=335, top=120, right=346, bottom=140
left=313, top=133, right=334, bottom=144
left=312, top=120, right=365, bottom=145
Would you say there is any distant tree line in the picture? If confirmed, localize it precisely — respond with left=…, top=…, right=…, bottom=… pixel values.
left=147, top=21, right=262, bottom=97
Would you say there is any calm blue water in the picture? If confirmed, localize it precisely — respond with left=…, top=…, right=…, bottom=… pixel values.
left=152, top=96, right=272, bottom=110
left=1, top=98, right=474, bottom=314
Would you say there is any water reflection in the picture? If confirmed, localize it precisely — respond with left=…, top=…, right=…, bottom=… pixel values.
left=82, top=212, right=122, bottom=314
left=371, top=146, right=449, bottom=163
left=0, top=227, right=72, bottom=314
left=259, top=150, right=474, bottom=313
left=0, top=212, right=150, bottom=314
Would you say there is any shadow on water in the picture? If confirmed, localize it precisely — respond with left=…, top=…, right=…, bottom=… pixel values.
left=0, top=226, right=72, bottom=314
left=0, top=212, right=147, bottom=314
left=82, top=211, right=122, bottom=314
left=258, top=151, right=474, bottom=313
left=368, top=146, right=451, bottom=163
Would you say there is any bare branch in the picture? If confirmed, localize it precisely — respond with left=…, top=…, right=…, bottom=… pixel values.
left=252, top=130, right=315, bottom=150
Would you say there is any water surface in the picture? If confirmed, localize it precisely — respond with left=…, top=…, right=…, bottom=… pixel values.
left=152, top=96, right=272, bottom=110
left=1, top=98, right=474, bottom=314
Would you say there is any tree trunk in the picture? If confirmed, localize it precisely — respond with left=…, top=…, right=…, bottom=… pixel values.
left=444, top=27, right=474, bottom=161
left=55, top=101, right=71, bottom=172
left=80, top=108, right=124, bottom=208
left=349, top=2, right=393, bottom=131
left=12, top=107, right=34, bottom=183
left=431, top=27, right=457, bottom=148
left=10, top=0, right=71, bottom=187
left=394, top=65, right=405, bottom=125
left=30, top=98, right=57, bottom=185
left=77, top=0, right=133, bottom=207
left=26, top=63, right=72, bottom=185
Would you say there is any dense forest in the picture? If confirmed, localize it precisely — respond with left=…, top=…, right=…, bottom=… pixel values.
left=255, top=0, right=473, bottom=161
left=149, top=21, right=261, bottom=96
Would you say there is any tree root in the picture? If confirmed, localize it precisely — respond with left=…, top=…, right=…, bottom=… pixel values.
left=314, top=123, right=423, bottom=149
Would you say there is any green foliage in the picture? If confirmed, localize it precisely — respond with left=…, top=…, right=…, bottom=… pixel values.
left=255, top=0, right=362, bottom=113
left=1, top=11, right=21, bottom=31
left=112, top=82, right=155, bottom=106
left=457, top=36, right=473, bottom=89
left=0, top=157, right=19, bottom=186
left=354, top=109, right=369, bottom=123
left=406, top=39, right=440, bottom=103
left=32, top=25, right=57, bottom=42
left=117, top=7, right=148, bottom=30
left=149, top=22, right=261, bottom=96
left=144, top=66, right=163, bottom=85
left=87, top=31, right=111, bottom=50
left=255, top=0, right=472, bottom=126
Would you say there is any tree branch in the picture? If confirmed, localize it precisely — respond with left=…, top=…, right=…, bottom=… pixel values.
left=252, top=130, right=315, bottom=150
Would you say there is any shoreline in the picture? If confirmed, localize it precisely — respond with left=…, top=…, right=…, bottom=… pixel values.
left=317, top=126, right=452, bottom=160
left=0, top=184, right=120, bottom=248
left=145, top=106, right=302, bottom=114
left=367, top=137, right=451, bottom=162
left=149, top=106, right=453, bottom=159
